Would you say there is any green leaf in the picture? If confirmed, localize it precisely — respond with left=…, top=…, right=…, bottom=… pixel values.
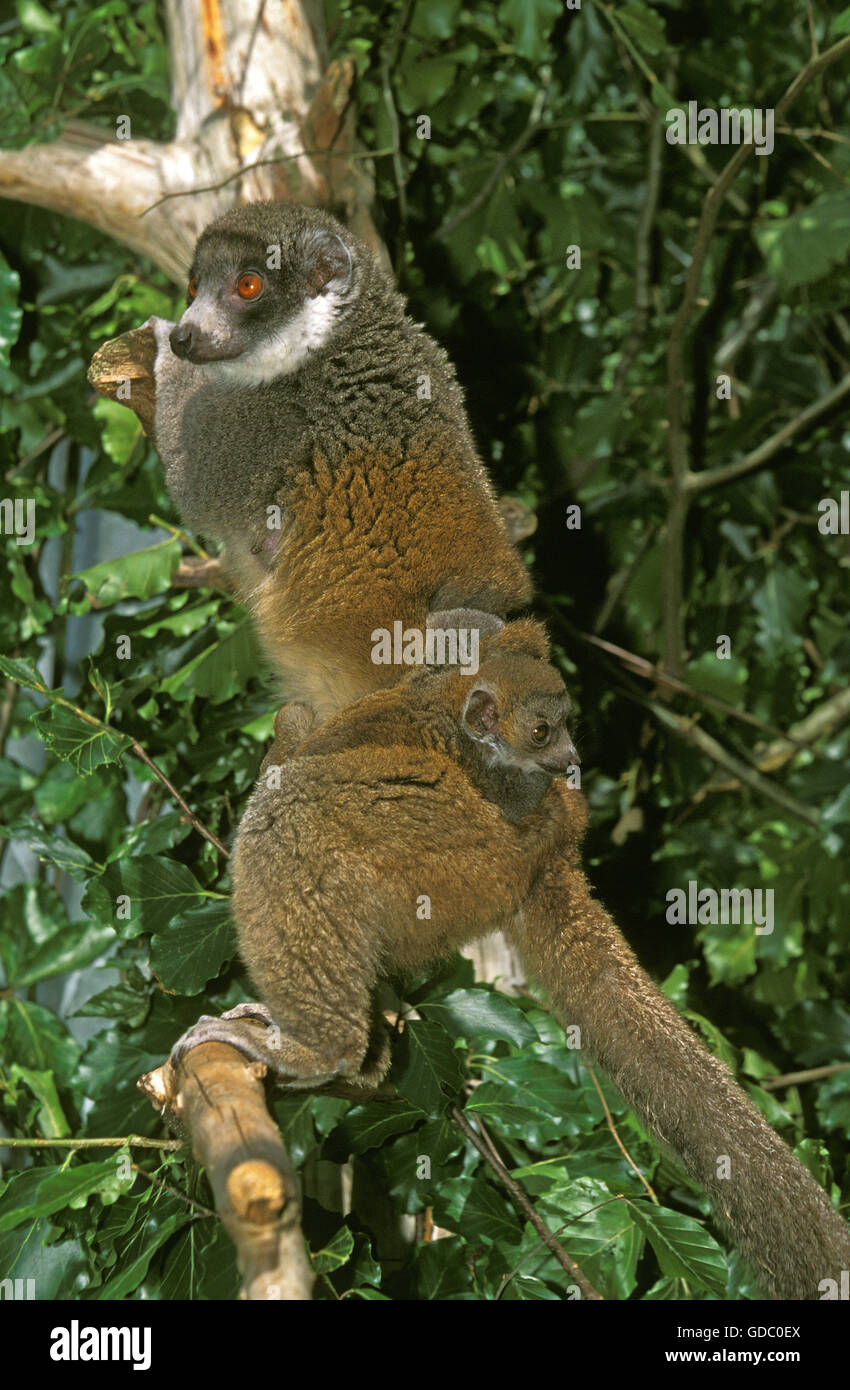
left=149, top=899, right=234, bottom=994
left=468, top=1057, right=587, bottom=1127
left=10, top=919, right=115, bottom=987
left=393, top=1019, right=465, bottom=1113
left=92, top=396, right=144, bottom=464
left=756, top=192, right=850, bottom=289
left=71, top=537, right=181, bottom=604
left=413, top=1234, right=474, bottom=1299
left=751, top=565, right=810, bottom=658
left=0, top=1159, right=132, bottom=1232
left=0, top=819, right=99, bottom=882
left=0, top=1223, right=87, bottom=1300
left=1, top=998, right=81, bottom=1081
left=617, top=2, right=669, bottom=54
left=433, top=1174, right=520, bottom=1246
left=395, top=58, right=457, bottom=115
left=0, top=654, right=51, bottom=696
left=74, top=978, right=151, bottom=1027
left=32, top=704, right=131, bottom=774
left=682, top=653, right=748, bottom=708
left=34, top=759, right=99, bottom=824
left=409, top=0, right=462, bottom=41
left=418, top=988, right=538, bottom=1047
left=160, top=617, right=258, bottom=704
left=311, top=1224, right=355, bottom=1274
left=8, top=1065, right=70, bottom=1137
left=84, top=856, right=209, bottom=938
left=0, top=249, right=23, bottom=365
left=498, top=0, right=562, bottom=60
left=96, top=1193, right=191, bottom=1297
left=629, top=1201, right=728, bottom=1296
left=500, top=1275, right=562, bottom=1300
left=330, top=1101, right=423, bottom=1154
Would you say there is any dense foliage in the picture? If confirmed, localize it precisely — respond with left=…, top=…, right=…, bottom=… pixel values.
left=0, top=0, right=849, bottom=1299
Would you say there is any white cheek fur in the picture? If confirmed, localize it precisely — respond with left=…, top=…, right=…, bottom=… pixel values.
left=203, top=294, right=341, bottom=385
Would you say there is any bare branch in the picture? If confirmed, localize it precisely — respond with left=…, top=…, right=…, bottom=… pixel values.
left=687, top=372, right=850, bottom=494
left=581, top=631, right=817, bottom=751
left=648, top=700, right=821, bottom=826
left=697, top=683, right=850, bottom=799
left=140, top=1042, right=315, bottom=1301
left=763, top=1062, right=850, bottom=1090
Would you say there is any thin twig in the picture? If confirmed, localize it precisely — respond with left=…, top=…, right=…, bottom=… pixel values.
left=586, top=1066, right=657, bottom=1203
left=127, top=736, right=230, bottom=858
left=0, top=1135, right=181, bottom=1149
left=379, top=0, right=414, bottom=253
left=762, top=1063, right=850, bottom=1091
left=647, top=699, right=821, bottom=826
left=0, top=675, right=17, bottom=759
left=131, top=1161, right=217, bottom=1216
left=4, top=668, right=231, bottom=860
left=687, top=372, right=850, bottom=493
left=580, top=631, right=817, bottom=751
left=141, top=147, right=398, bottom=214
left=449, top=1103, right=603, bottom=1300
left=593, top=524, right=660, bottom=635
left=613, top=110, right=664, bottom=393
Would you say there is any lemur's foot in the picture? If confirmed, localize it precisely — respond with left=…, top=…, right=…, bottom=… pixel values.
left=170, top=1003, right=342, bottom=1089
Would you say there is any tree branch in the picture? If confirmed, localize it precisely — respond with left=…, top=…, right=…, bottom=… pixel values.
left=140, top=1041, right=315, bottom=1301
left=647, top=699, right=821, bottom=826
left=687, top=372, right=850, bottom=494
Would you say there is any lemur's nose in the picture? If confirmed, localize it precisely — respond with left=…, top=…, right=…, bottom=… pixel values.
left=169, top=322, right=196, bottom=358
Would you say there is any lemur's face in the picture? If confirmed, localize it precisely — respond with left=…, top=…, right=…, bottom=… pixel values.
left=462, top=660, right=580, bottom=776
left=169, top=208, right=357, bottom=384
left=502, top=693, right=579, bottom=774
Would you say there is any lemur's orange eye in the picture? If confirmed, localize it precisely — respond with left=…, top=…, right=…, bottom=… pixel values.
left=237, top=272, right=264, bottom=300
left=531, top=722, right=550, bottom=745
left=187, top=278, right=197, bottom=301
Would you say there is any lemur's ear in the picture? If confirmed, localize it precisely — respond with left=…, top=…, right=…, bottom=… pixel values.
left=426, top=608, right=504, bottom=636
left=463, top=687, right=499, bottom=737
left=304, top=230, right=353, bottom=297
left=485, top=617, right=550, bottom=661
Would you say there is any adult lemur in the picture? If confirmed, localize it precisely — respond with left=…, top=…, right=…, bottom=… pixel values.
left=148, top=201, right=530, bottom=720
left=121, top=201, right=848, bottom=1299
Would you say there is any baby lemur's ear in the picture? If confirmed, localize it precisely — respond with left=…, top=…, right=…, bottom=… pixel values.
left=484, top=617, right=550, bottom=661
left=463, top=687, right=499, bottom=737
left=426, top=608, right=504, bottom=636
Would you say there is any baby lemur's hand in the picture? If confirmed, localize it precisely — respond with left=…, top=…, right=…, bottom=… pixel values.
left=259, top=701, right=317, bottom=776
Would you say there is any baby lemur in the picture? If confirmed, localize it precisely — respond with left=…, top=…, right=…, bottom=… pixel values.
left=231, top=618, right=579, bottom=1088
left=146, top=201, right=531, bottom=721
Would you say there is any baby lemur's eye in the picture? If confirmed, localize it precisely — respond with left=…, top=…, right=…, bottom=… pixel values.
left=531, top=722, right=550, bottom=745
left=187, top=278, right=197, bottom=302
left=237, top=272, right=264, bottom=300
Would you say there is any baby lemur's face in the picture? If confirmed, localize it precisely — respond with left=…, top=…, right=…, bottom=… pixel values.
left=168, top=204, right=361, bottom=384
left=462, top=656, right=579, bottom=775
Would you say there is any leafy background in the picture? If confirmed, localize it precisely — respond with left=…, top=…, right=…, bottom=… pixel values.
left=0, top=0, right=849, bottom=1299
